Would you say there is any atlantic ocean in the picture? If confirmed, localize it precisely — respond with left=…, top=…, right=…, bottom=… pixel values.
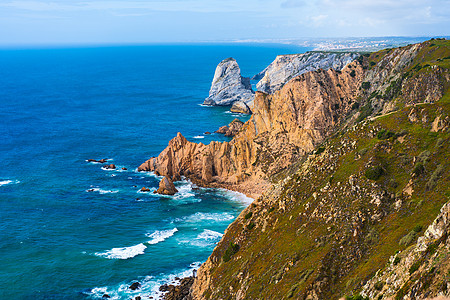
left=0, top=43, right=311, bottom=299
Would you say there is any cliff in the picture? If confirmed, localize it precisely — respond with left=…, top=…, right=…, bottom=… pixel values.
left=188, top=39, right=450, bottom=300
left=139, top=59, right=364, bottom=198
left=203, top=57, right=254, bottom=106
left=253, top=52, right=359, bottom=94
left=140, top=39, right=450, bottom=299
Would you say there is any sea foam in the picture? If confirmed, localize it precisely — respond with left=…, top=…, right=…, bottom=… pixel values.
left=95, top=243, right=147, bottom=260
left=86, top=187, right=119, bottom=194
left=175, top=212, right=234, bottom=223
left=0, top=180, right=20, bottom=187
left=146, top=228, right=178, bottom=245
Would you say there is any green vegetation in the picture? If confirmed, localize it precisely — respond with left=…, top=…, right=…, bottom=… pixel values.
left=361, top=81, right=371, bottom=90
left=246, top=222, right=255, bottom=230
left=350, top=70, right=356, bottom=77
left=377, top=129, right=395, bottom=140
left=200, top=40, right=450, bottom=300
left=222, top=242, right=240, bottom=262
left=365, top=165, right=384, bottom=180
left=244, top=212, right=253, bottom=219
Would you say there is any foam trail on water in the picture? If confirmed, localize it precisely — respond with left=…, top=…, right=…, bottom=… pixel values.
left=197, top=229, right=223, bottom=240
left=95, top=243, right=147, bottom=260
left=179, top=229, right=224, bottom=247
left=193, top=135, right=204, bottom=139
left=217, top=188, right=254, bottom=205
left=0, top=179, right=20, bottom=187
left=146, top=228, right=178, bottom=245
left=175, top=212, right=234, bottom=223
left=86, top=187, right=119, bottom=194
left=87, top=262, right=202, bottom=299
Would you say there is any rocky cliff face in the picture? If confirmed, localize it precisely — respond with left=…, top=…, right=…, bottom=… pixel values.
left=187, top=39, right=450, bottom=300
left=203, top=58, right=254, bottom=106
left=139, top=40, right=450, bottom=300
left=253, top=52, right=359, bottom=94
left=139, top=60, right=364, bottom=198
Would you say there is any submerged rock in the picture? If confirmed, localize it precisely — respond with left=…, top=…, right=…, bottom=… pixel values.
left=156, top=176, right=178, bottom=195
left=203, top=58, right=254, bottom=106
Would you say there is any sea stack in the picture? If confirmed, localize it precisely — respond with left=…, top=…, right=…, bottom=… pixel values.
left=203, top=57, right=254, bottom=106
left=155, top=176, right=178, bottom=195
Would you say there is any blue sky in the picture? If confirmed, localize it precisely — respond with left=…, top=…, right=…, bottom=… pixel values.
left=0, top=0, right=449, bottom=45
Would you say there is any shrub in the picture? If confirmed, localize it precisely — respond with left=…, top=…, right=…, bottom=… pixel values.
left=399, top=231, right=417, bottom=246
left=315, top=146, right=326, bottom=155
left=370, top=61, right=376, bottom=66
left=350, top=70, right=356, bottom=77
left=223, top=242, right=240, bottom=262
left=374, top=281, right=384, bottom=291
left=246, top=222, right=255, bottom=230
left=365, top=166, right=384, bottom=180
left=426, top=165, right=444, bottom=190
left=413, top=225, right=423, bottom=233
left=377, top=129, right=395, bottom=140
left=346, top=294, right=369, bottom=300
left=412, top=162, right=425, bottom=175
left=268, top=207, right=275, bottom=213
left=352, top=102, right=360, bottom=110
left=361, top=81, right=371, bottom=90
left=409, top=261, right=421, bottom=274
left=244, top=212, right=253, bottom=219
left=418, top=150, right=431, bottom=163
left=357, top=102, right=373, bottom=122
left=393, top=256, right=401, bottom=265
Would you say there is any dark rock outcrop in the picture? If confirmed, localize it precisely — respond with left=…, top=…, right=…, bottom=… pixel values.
left=161, top=276, right=194, bottom=300
left=140, top=187, right=150, bottom=192
left=129, top=282, right=141, bottom=290
left=103, top=164, right=116, bottom=170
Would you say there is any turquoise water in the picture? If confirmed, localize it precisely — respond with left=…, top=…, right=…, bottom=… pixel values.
left=0, top=43, right=310, bottom=299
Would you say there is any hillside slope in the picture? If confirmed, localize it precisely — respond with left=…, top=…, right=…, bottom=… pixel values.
left=189, top=39, right=450, bottom=300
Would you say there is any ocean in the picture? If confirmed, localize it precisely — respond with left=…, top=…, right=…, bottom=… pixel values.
left=0, top=43, right=311, bottom=299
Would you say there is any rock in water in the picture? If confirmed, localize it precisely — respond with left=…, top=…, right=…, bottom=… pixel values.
left=156, top=176, right=178, bottom=195
left=140, top=187, right=150, bottom=192
left=230, top=100, right=252, bottom=114
left=129, top=282, right=141, bottom=290
left=203, top=58, right=254, bottom=106
left=214, top=118, right=244, bottom=137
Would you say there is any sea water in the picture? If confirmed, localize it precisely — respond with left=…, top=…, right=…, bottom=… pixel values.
left=0, top=43, right=310, bottom=299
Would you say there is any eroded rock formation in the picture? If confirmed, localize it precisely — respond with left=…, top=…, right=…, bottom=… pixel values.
left=139, top=61, right=364, bottom=198
left=203, top=58, right=254, bottom=106
left=253, top=51, right=359, bottom=94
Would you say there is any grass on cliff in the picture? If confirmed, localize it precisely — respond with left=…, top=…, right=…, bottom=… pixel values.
left=202, top=94, right=450, bottom=299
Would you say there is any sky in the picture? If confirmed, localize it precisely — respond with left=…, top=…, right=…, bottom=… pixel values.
left=0, top=0, right=449, bottom=45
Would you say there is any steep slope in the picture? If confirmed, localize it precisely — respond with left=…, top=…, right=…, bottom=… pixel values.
left=191, top=92, right=450, bottom=300
left=188, top=39, right=450, bottom=300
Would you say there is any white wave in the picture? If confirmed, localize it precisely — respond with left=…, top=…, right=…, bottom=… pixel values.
left=216, top=188, right=254, bottom=205
left=175, top=212, right=234, bottom=223
left=197, top=229, right=223, bottom=240
left=193, top=135, right=204, bottom=139
left=146, top=228, right=178, bottom=245
left=88, top=261, right=202, bottom=299
left=179, top=229, right=223, bottom=248
left=173, top=181, right=196, bottom=200
left=134, top=169, right=163, bottom=179
left=0, top=179, right=20, bottom=186
left=86, top=187, right=119, bottom=194
left=95, top=243, right=147, bottom=260
left=198, top=103, right=211, bottom=107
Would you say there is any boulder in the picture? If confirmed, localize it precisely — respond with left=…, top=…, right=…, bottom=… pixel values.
left=203, top=58, right=254, bottom=106
left=121, top=167, right=127, bottom=170
left=103, top=164, right=116, bottom=170
left=156, top=176, right=178, bottom=195
left=87, top=158, right=108, bottom=163
left=204, top=132, right=211, bottom=135
left=230, top=100, right=252, bottom=114
left=129, top=282, right=141, bottom=290
left=102, top=294, right=111, bottom=298
left=215, top=125, right=229, bottom=134
left=140, top=187, right=150, bottom=192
